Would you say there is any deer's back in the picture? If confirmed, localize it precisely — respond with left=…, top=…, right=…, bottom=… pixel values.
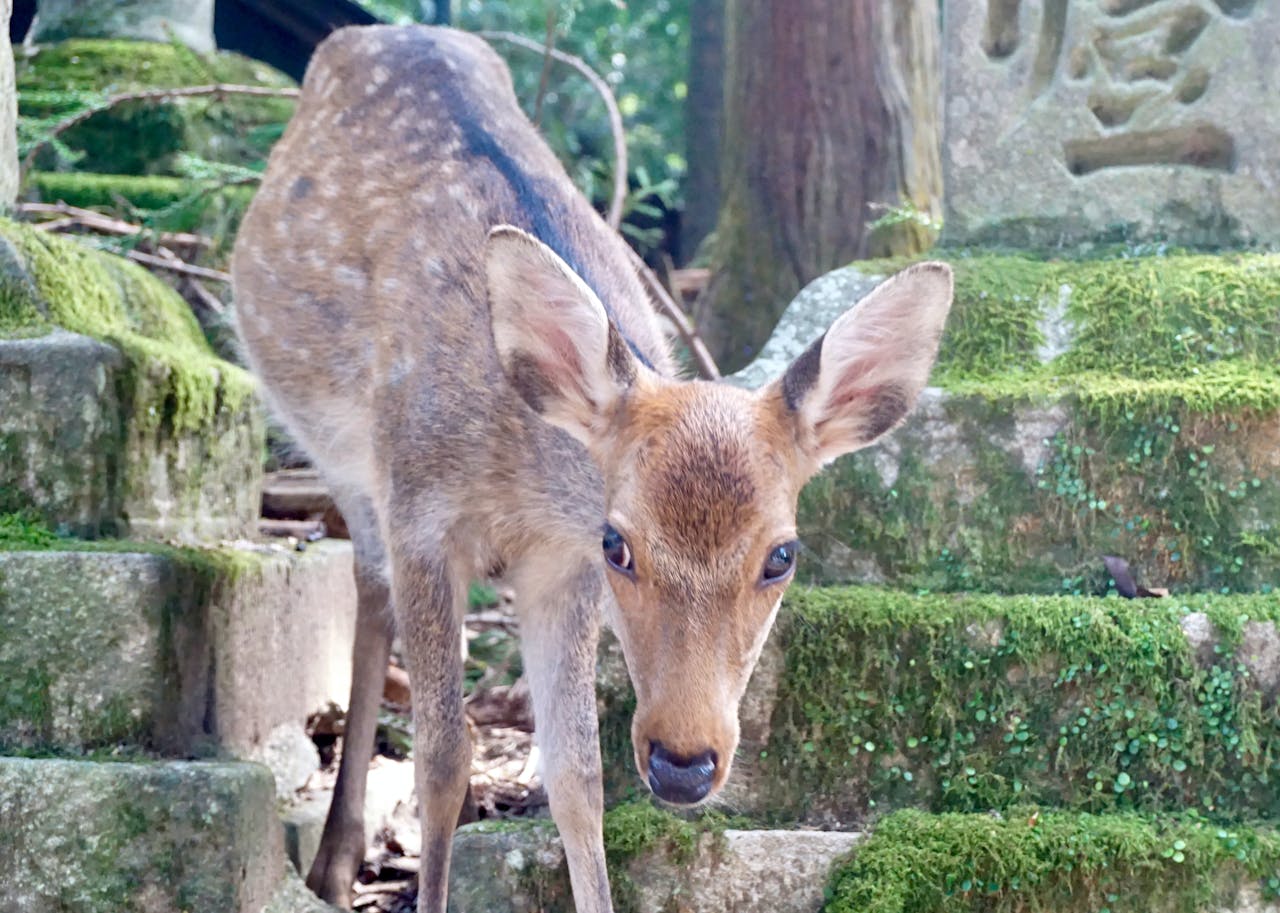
left=233, top=26, right=669, bottom=521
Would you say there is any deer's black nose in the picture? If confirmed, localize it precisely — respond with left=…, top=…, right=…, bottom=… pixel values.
left=647, top=742, right=717, bottom=805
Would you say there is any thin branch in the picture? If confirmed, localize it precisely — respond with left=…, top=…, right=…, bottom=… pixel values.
left=126, top=248, right=232, bottom=284
left=624, top=245, right=721, bottom=380
left=20, top=83, right=300, bottom=180
left=480, top=30, right=627, bottom=230
left=532, top=7, right=559, bottom=127
left=19, top=201, right=212, bottom=249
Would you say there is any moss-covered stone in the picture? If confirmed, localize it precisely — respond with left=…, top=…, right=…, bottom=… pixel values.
left=797, top=380, right=1280, bottom=594
left=0, top=757, right=283, bottom=913
left=0, top=218, right=262, bottom=538
left=596, top=588, right=1280, bottom=827
left=18, top=38, right=294, bottom=176
left=735, top=253, right=1280, bottom=593
left=0, top=539, right=356, bottom=759
left=824, top=809, right=1280, bottom=913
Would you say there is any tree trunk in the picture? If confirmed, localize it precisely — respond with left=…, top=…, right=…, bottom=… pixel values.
left=681, top=0, right=725, bottom=263
left=0, top=0, right=15, bottom=209
left=701, top=0, right=942, bottom=370
left=32, top=0, right=215, bottom=52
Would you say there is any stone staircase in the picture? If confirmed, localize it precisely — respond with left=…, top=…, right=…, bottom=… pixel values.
left=0, top=218, right=353, bottom=912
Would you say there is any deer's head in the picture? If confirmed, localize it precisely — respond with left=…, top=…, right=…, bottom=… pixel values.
left=487, top=226, right=952, bottom=805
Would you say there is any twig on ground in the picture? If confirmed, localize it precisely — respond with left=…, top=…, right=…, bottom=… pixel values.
left=126, top=248, right=232, bottom=283
left=19, top=201, right=212, bottom=249
left=480, top=30, right=627, bottom=230
left=20, top=83, right=300, bottom=180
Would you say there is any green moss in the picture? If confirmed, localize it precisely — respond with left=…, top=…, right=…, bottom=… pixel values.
left=824, top=809, right=1280, bottom=913
left=0, top=218, right=253, bottom=433
left=18, top=39, right=294, bottom=175
left=0, top=512, right=268, bottom=582
left=761, top=587, right=1280, bottom=825
left=851, top=251, right=1280, bottom=386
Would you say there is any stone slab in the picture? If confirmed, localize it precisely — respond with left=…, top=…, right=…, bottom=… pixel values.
left=0, top=758, right=282, bottom=913
left=0, top=540, right=356, bottom=769
left=941, top=0, right=1280, bottom=247
left=0, top=330, right=263, bottom=542
left=31, top=0, right=215, bottom=52
left=448, top=822, right=863, bottom=913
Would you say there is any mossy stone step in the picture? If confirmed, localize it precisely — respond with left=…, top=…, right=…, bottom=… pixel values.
left=0, top=541, right=355, bottom=767
left=595, top=588, right=1280, bottom=826
left=0, top=757, right=336, bottom=913
left=443, top=802, right=1280, bottom=913
left=0, top=217, right=262, bottom=540
left=732, top=255, right=1280, bottom=593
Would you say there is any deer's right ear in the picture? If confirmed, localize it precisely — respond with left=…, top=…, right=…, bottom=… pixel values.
left=486, top=225, right=640, bottom=447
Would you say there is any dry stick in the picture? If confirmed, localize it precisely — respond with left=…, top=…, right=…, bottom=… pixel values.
left=532, top=7, right=559, bottom=127
left=19, top=201, right=212, bottom=249
left=625, top=245, right=721, bottom=380
left=19, top=83, right=300, bottom=180
left=480, top=30, right=627, bottom=231
left=126, top=248, right=232, bottom=284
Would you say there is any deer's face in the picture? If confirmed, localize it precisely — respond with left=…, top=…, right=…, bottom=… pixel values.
left=486, top=226, right=953, bottom=806
left=596, top=381, right=804, bottom=803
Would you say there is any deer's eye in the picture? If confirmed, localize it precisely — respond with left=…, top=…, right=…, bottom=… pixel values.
left=762, top=541, right=798, bottom=583
left=602, top=524, right=635, bottom=574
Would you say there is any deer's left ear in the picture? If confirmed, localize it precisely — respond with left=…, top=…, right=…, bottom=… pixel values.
left=486, top=225, right=644, bottom=448
left=764, top=262, right=953, bottom=472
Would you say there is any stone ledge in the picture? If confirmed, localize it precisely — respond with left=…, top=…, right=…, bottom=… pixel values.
left=0, top=329, right=263, bottom=542
left=448, top=820, right=863, bottom=913
left=0, top=757, right=283, bottom=913
left=0, top=540, right=356, bottom=770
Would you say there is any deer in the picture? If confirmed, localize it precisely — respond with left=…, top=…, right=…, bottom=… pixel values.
left=232, top=24, right=953, bottom=913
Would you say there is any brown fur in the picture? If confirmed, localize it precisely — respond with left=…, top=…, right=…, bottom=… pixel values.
left=233, top=24, right=952, bottom=913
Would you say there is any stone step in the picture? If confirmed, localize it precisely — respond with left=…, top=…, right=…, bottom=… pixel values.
left=731, top=255, right=1280, bottom=594
left=594, top=587, right=1280, bottom=826
left=0, top=218, right=263, bottom=542
left=0, top=540, right=355, bottom=783
left=444, top=803, right=1280, bottom=913
left=0, top=756, right=338, bottom=913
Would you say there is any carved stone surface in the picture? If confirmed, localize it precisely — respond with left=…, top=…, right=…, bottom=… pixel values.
left=943, top=0, right=1280, bottom=247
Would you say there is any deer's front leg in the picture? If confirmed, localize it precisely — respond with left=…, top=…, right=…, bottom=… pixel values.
left=514, top=555, right=613, bottom=913
left=393, top=549, right=471, bottom=913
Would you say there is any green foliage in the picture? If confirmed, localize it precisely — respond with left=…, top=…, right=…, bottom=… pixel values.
left=763, top=587, right=1280, bottom=824
left=0, top=218, right=254, bottom=434
left=17, top=39, right=295, bottom=175
left=823, top=809, right=1280, bottom=913
left=355, top=0, right=690, bottom=250
left=0, top=512, right=61, bottom=550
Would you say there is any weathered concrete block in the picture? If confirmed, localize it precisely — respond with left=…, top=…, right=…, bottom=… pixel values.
left=941, top=0, right=1280, bottom=247
left=0, top=330, right=262, bottom=541
left=0, top=541, right=356, bottom=766
left=0, top=758, right=282, bottom=913
left=448, top=820, right=863, bottom=913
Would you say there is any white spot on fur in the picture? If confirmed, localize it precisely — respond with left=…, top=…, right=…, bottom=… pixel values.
left=335, top=266, right=367, bottom=290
